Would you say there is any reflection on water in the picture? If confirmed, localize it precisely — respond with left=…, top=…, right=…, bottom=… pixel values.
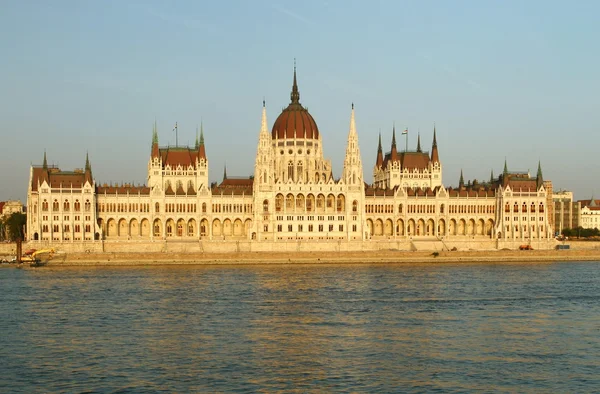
left=1, top=262, right=600, bottom=392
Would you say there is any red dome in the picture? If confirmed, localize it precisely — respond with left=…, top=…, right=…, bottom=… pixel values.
left=271, top=104, right=319, bottom=140
left=271, top=67, right=319, bottom=140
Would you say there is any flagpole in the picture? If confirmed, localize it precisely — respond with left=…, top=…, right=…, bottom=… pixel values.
left=175, top=122, right=178, bottom=147
left=405, top=127, right=408, bottom=152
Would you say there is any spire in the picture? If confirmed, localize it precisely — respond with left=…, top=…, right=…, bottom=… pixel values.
left=349, top=103, right=356, bottom=135
left=151, top=121, right=159, bottom=158
left=343, top=103, right=363, bottom=185
left=376, top=132, right=383, bottom=168
left=84, top=152, right=93, bottom=184
left=290, top=59, right=300, bottom=104
left=390, top=124, right=398, bottom=162
left=536, top=160, right=544, bottom=189
left=503, top=158, right=508, bottom=175
left=430, top=125, right=439, bottom=163
left=223, top=163, right=227, bottom=181
left=195, top=126, right=199, bottom=149
left=490, top=169, right=494, bottom=184
left=416, top=132, right=422, bottom=152
left=261, top=100, right=268, bottom=134
left=590, top=193, right=597, bottom=207
left=459, top=169, right=465, bottom=188
left=43, top=150, right=48, bottom=169
left=85, top=152, right=91, bottom=171
left=198, top=121, right=206, bottom=159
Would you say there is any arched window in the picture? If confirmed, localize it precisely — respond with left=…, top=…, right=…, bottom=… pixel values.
left=63, top=200, right=70, bottom=211
left=531, top=202, right=536, bottom=212
left=42, top=200, right=48, bottom=211
left=288, top=161, right=294, bottom=181
left=353, top=200, right=358, bottom=213
left=202, top=202, right=207, bottom=213
left=74, top=200, right=81, bottom=212
left=539, top=202, right=544, bottom=213
left=297, top=161, right=303, bottom=181
left=155, top=202, right=160, bottom=213
left=53, top=200, right=59, bottom=211
left=84, top=200, right=91, bottom=212
left=522, top=202, right=527, bottom=213
left=187, top=180, right=194, bottom=191
left=263, top=200, right=269, bottom=212
left=513, top=202, right=518, bottom=213
left=440, top=204, right=444, bottom=214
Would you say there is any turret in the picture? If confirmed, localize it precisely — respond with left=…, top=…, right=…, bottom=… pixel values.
left=198, top=121, right=206, bottom=160
left=459, top=169, right=465, bottom=188
left=416, top=132, right=422, bottom=153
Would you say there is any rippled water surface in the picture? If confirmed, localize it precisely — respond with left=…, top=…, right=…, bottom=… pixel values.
left=2, top=262, right=600, bottom=392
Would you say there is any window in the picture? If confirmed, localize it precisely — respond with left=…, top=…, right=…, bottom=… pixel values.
left=64, top=200, right=70, bottom=211
left=288, top=224, right=292, bottom=232
left=329, top=224, right=333, bottom=232
left=42, top=200, right=48, bottom=211
left=263, top=200, right=269, bottom=212
left=264, top=225, right=268, bottom=232
left=53, top=200, right=59, bottom=211
left=277, top=224, right=282, bottom=232
left=155, top=202, right=160, bottom=213
left=84, top=200, right=91, bottom=212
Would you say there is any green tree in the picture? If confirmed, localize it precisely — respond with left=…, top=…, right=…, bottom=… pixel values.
left=5, top=212, right=26, bottom=241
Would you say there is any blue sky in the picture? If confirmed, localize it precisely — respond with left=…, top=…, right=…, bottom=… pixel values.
left=1, top=0, right=599, bottom=202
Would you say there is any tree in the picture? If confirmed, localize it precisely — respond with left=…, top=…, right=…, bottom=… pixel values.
left=4, top=212, right=26, bottom=241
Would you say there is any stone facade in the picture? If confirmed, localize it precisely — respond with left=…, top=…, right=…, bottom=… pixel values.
left=26, top=67, right=555, bottom=249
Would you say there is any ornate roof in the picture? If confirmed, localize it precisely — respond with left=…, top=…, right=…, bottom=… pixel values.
left=271, top=65, right=319, bottom=140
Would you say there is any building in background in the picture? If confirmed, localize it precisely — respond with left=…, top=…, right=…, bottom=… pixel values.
left=553, top=190, right=580, bottom=234
left=578, top=198, right=600, bottom=230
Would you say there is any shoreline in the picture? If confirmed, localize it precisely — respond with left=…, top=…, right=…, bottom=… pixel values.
left=35, top=249, right=600, bottom=266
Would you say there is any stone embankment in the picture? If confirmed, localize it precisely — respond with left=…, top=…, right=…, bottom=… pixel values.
left=48, top=248, right=600, bottom=266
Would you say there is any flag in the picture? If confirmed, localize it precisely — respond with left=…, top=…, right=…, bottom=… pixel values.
left=402, top=127, right=408, bottom=135
left=173, top=122, right=178, bottom=131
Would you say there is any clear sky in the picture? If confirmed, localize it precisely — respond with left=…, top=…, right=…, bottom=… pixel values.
left=1, top=0, right=599, bottom=203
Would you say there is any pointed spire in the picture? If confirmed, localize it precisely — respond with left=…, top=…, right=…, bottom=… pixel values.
left=290, top=58, right=300, bottom=104
left=261, top=100, right=268, bottom=134
left=198, top=121, right=206, bottom=159
left=151, top=121, right=160, bottom=158
left=376, top=132, right=383, bottom=168
left=43, top=150, right=48, bottom=169
left=536, top=160, right=544, bottom=189
left=349, top=103, right=356, bottom=135
left=390, top=124, right=398, bottom=162
left=503, top=158, right=508, bottom=176
left=416, top=132, right=422, bottom=152
left=459, top=169, right=465, bottom=188
left=490, top=169, right=494, bottom=184
left=152, top=120, right=158, bottom=144
left=84, top=152, right=93, bottom=183
left=430, top=125, right=439, bottom=163
left=194, top=126, right=199, bottom=150
left=223, top=163, right=227, bottom=181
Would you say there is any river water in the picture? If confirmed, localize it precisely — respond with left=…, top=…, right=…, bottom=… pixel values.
left=1, top=262, right=599, bottom=393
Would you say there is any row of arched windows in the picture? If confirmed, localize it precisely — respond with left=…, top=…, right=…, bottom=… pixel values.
left=42, top=199, right=91, bottom=212
left=504, top=202, right=545, bottom=213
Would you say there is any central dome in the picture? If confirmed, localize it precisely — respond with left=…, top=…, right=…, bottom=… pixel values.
left=271, top=67, right=320, bottom=140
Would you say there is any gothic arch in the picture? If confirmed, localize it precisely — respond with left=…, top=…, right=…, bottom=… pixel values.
left=140, top=218, right=150, bottom=237
left=374, top=218, right=384, bottom=236
left=223, top=219, right=233, bottom=236
left=427, top=219, right=435, bottom=236
left=187, top=219, right=196, bottom=237
left=212, top=219, right=222, bottom=237
left=106, top=219, right=117, bottom=237
left=118, top=218, right=128, bottom=237
left=396, top=219, right=405, bottom=236
left=384, top=218, right=393, bottom=236
left=438, top=219, right=446, bottom=236
left=129, top=218, right=139, bottom=237
left=407, top=219, right=416, bottom=236
left=366, top=219, right=374, bottom=236
left=153, top=218, right=162, bottom=237
left=233, top=219, right=243, bottom=236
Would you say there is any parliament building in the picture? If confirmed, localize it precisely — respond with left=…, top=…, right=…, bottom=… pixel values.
left=26, top=68, right=556, bottom=251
